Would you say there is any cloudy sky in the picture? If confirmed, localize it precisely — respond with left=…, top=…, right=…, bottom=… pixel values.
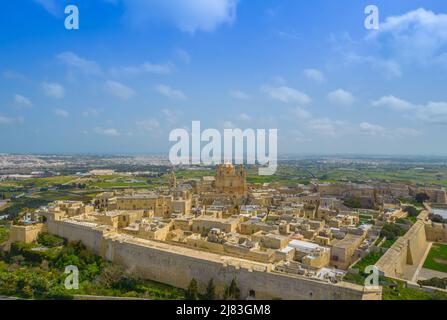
left=0, top=0, right=446, bottom=155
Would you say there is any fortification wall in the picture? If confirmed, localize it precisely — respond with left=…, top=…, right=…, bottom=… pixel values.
left=108, top=237, right=379, bottom=300
left=425, top=222, right=447, bottom=243
left=45, top=219, right=380, bottom=300
left=9, top=223, right=46, bottom=244
left=375, top=211, right=429, bottom=279
left=47, top=220, right=109, bottom=256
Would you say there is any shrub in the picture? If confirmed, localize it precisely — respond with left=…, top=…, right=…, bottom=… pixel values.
left=185, top=278, right=199, bottom=300
left=380, top=223, right=405, bottom=241
left=37, top=233, right=66, bottom=247
left=205, top=279, right=216, bottom=300
left=418, top=277, right=447, bottom=289
left=403, top=206, right=420, bottom=217
left=223, top=279, right=240, bottom=300
left=415, top=193, right=429, bottom=203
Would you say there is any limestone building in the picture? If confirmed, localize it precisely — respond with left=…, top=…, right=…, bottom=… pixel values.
left=215, top=163, right=247, bottom=196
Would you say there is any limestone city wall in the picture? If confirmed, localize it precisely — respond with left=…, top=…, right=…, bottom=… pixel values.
left=425, top=222, right=447, bottom=243
left=375, top=211, right=429, bottom=279
left=108, top=237, right=380, bottom=300
left=42, top=219, right=381, bottom=300
left=46, top=220, right=111, bottom=256
left=9, top=223, right=46, bottom=244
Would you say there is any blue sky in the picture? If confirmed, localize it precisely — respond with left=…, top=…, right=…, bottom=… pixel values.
left=0, top=0, right=447, bottom=155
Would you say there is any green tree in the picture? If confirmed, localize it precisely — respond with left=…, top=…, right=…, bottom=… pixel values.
left=403, top=206, right=419, bottom=217
left=37, top=233, right=65, bottom=247
left=380, top=223, right=405, bottom=241
left=185, top=278, right=199, bottom=300
left=344, top=197, right=362, bottom=209
left=96, top=265, right=126, bottom=289
left=204, top=278, right=216, bottom=300
left=415, top=193, right=429, bottom=203
left=224, top=279, right=240, bottom=300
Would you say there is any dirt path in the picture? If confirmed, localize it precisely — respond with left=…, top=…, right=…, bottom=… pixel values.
left=418, top=268, right=447, bottom=280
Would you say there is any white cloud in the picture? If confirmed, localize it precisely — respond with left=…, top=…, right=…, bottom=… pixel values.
left=238, top=113, right=251, bottom=122
left=14, top=94, right=33, bottom=107
left=0, top=115, right=23, bottom=125
left=368, top=8, right=447, bottom=66
left=272, top=76, right=286, bottom=85
left=332, top=9, right=447, bottom=79
left=329, top=32, right=402, bottom=79
left=372, top=95, right=447, bottom=125
left=344, top=52, right=402, bottom=79
left=57, top=52, right=102, bottom=75
left=33, top=0, right=59, bottom=17
left=359, top=122, right=386, bottom=136
left=261, top=85, right=311, bottom=105
left=372, top=95, right=414, bottom=111
left=42, top=82, right=65, bottom=99
left=223, top=121, right=236, bottom=129
left=328, top=89, right=355, bottom=106
left=136, top=119, right=160, bottom=133
left=359, top=122, right=422, bottom=138
left=105, top=81, right=135, bottom=100
left=229, top=90, right=251, bottom=100
left=162, top=109, right=183, bottom=124
left=155, top=84, right=187, bottom=100
left=289, top=106, right=312, bottom=120
left=416, top=101, right=447, bottom=125
left=95, top=127, right=120, bottom=137
left=54, top=108, right=69, bottom=118
left=303, top=68, right=326, bottom=83
left=308, top=118, right=346, bottom=138
left=121, top=0, right=238, bottom=33
left=82, top=108, right=102, bottom=118
left=110, top=62, right=175, bottom=77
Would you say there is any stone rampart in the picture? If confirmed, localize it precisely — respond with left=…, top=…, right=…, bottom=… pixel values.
left=45, top=219, right=380, bottom=300
left=375, top=211, right=429, bottom=279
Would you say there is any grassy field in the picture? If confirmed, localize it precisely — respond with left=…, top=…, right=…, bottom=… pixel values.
left=83, top=175, right=166, bottom=190
left=423, top=243, right=447, bottom=273
left=311, top=166, right=447, bottom=187
left=343, top=251, right=385, bottom=285
left=381, top=239, right=396, bottom=249
left=13, top=176, right=77, bottom=188
left=35, top=191, right=98, bottom=202
left=352, top=252, right=384, bottom=272
left=382, top=277, right=447, bottom=300
left=344, top=252, right=447, bottom=300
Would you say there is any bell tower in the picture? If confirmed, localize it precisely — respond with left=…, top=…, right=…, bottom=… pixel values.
left=169, top=169, right=177, bottom=189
